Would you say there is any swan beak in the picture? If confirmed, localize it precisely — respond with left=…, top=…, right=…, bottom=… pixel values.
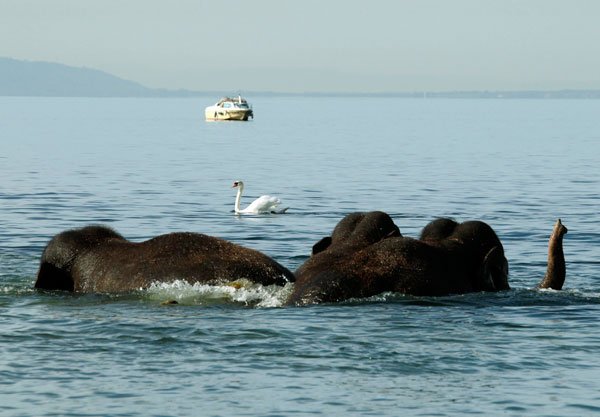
left=232, top=183, right=238, bottom=188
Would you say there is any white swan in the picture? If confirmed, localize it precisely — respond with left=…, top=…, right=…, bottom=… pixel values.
left=232, top=181, right=288, bottom=214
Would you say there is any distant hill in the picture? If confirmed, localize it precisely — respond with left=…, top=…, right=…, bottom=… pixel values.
left=0, top=57, right=202, bottom=97
left=2, top=57, right=599, bottom=98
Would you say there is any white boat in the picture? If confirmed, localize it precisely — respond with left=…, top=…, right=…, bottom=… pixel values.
left=205, top=96, right=254, bottom=121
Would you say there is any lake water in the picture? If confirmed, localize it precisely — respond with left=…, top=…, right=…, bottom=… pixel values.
left=1, top=96, right=599, bottom=416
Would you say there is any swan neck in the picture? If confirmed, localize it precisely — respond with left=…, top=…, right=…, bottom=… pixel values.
left=234, top=183, right=243, bottom=213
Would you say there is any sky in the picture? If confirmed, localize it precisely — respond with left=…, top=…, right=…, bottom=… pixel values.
left=1, top=0, right=600, bottom=93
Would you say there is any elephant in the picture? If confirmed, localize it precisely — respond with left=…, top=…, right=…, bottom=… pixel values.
left=422, top=217, right=567, bottom=291
left=34, top=225, right=294, bottom=292
left=287, top=211, right=567, bottom=305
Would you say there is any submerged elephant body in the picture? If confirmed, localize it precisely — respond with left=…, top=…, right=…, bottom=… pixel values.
left=35, top=226, right=294, bottom=292
left=288, top=211, right=566, bottom=306
left=35, top=213, right=567, bottom=302
left=289, top=212, right=508, bottom=305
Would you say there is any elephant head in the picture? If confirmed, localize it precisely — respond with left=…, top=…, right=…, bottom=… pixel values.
left=290, top=211, right=402, bottom=305
left=310, top=211, right=401, bottom=256
left=419, top=217, right=459, bottom=241
left=420, top=218, right=509, bottom=292
left=35, top=226, right=125, bottom=291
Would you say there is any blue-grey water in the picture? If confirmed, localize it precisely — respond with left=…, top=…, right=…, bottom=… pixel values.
left=1, top=96, right=599, bottom=416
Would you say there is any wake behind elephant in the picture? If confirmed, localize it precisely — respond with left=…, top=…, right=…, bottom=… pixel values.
left=287, top=211, right=567, bottom=305
left=35, top=226, right=294, bottom=292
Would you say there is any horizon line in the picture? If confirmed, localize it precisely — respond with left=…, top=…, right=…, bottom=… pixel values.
left=2, top=89, right=600, bottom=99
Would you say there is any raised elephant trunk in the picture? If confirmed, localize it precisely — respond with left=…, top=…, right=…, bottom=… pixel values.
left=537, top=219, right=568, bottom=290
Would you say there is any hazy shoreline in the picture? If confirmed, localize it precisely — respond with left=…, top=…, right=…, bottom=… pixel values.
left=2, top=57, right=599, bottom=99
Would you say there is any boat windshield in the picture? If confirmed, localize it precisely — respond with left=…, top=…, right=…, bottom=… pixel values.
left=216, top=97, right=251, bottom=109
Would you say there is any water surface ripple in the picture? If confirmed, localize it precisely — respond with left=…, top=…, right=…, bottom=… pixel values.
left=1, top=96, right=599, bottom=416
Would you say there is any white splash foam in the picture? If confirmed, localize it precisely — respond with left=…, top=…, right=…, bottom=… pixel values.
left=143, top=279, right=294, bottom=308
left=1, top=285, right=35, bottom=295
